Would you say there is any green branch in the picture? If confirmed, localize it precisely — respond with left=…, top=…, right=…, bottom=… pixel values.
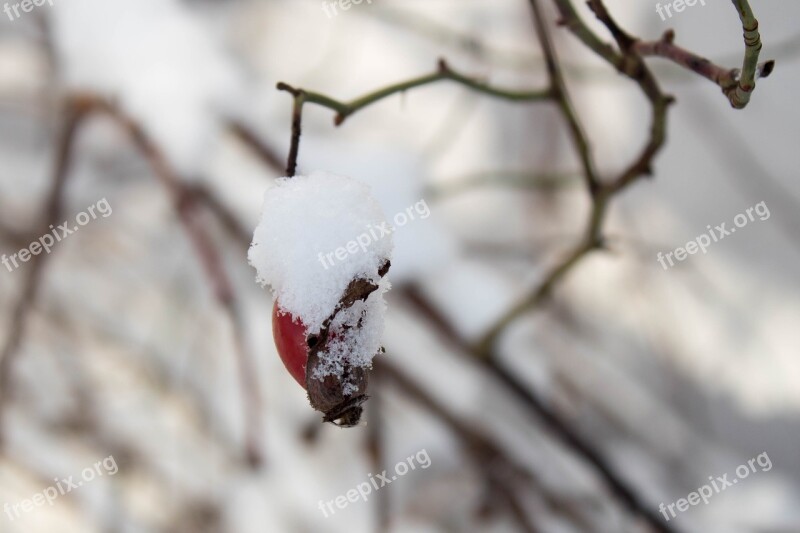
left=278, top=59, right=551, bottom=127
left=276, top=59, right=552, bottom=175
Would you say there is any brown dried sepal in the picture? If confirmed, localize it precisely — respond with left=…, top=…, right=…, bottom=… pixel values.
left=305, top=260, right=390, bottom=427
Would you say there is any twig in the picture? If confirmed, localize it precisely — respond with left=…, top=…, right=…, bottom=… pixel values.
left=529, top=0, right=601, bottom=195
left=28, top=96, right=267, bottom=467
left=632, top=1, right=773, bottom=108
left=476, top=0, right=677, bottom=355
left=376, top=360, right=543, bottom=533
left=97, top=101, right=265, bottom=467
left=399, top=285, right=680, bottom=533
left=276, top=60, right=552, bottom=175
left=365, top=372, right=390, bottom=532
left=279, top=60, right=551, bottom=126
left=228, top=120, right=286, bottom=173
left=0, top=96, right=92, bottom=446
left=426, top=170, right=581, bottom=199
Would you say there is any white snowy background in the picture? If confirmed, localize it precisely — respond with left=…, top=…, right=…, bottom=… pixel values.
left=0, top=0, right=798, bottom=532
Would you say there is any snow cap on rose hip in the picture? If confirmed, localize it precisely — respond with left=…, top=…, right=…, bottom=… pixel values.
left=248, top=171, right=393, bottom=388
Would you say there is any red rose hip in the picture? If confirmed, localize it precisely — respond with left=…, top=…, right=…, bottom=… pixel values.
left=272, top=302, right=310, bottom=388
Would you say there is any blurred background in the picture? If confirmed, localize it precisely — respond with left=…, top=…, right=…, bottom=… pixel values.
left=0, top=0, right=799, bottom=532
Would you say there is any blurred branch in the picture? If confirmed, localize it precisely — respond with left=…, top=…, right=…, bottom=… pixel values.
left=426, top=170, right=581, bottom=199
left=366, top=4, right=793, bottom=83
left=228, top=120, right=286, bottom=173
left=86, top=98, right=266, bottom=468
left=0, top=93, right=266, bottom=467
left=378, top=360, right=546, bottom=533
left=399, top=284, right=679, bottom=533
left=530, top=0, right=601, bottom=195
left=0, top=96, right=92, bottom=447
left=365, top=372, right=390, bottom=532
left=189, top=185, right=252, bottom=248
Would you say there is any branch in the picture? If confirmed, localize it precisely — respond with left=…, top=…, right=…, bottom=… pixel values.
left=377, top=360, right=545, bottom=533
left=399, top=285, right=680, bottom=533
left=476, top=0, right=677, bottom=355
left=228, top=120, right=286, bottom=173
left=21, top=95, right=267, bottom=467
left=632, top=1, right=774, bottom=108
left=529, top=0, right=601, bottom=195
left=365, top=372, right=390, bottom=532
left=276, top=59, right=552, bottom=175
left=0, top=96, right=92, bottom=446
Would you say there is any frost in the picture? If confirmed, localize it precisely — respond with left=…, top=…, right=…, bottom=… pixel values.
left=249, top=171, right=393, bottom=379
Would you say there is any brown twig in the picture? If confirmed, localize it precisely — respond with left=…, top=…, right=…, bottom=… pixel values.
left=530, top=0, right=600, bottom=196
left=0, top=96, right=92, bottom=447
left=475, top=0, right=677, bottom=355
left=400, top=284, right=679, bottom=533
left=376, top=360, right=543, bottom=533
left=228, top=120, right=286, bottom=173
left=89, top=99, right=266, bottom=467
left=632, top=1, right=773, bottom=108
left=4, top=95, right=267, bottom=467
left=632, top=30, right=774, bottom=97
left=365, top=372, right=390, bottom=532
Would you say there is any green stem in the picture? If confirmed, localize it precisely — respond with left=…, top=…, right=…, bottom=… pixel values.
left=279, top=60, right=552, bottom=127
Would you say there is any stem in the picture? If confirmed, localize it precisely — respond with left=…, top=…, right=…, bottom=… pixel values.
left=0, top=96, right=91, bottom=447
left=529, top=0, right=601, bottom=195
left=630, top=1, right=773, bottom=109
left=729, top=0, right=770, bottom=108
left=280, top=60, right=551, bottom=126
left=276, top=60, right=552, bottom=173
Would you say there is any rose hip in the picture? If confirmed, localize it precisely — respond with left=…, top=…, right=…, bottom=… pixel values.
left=272, top=302, right=309, bottom=388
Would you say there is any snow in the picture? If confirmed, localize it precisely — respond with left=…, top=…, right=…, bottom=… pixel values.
left=310, top=285, right=389, bottom=394
left=50, top=0, right=246, bottom=177
left=248, top=171, right=393, bottom=379
left=300, top=141, right=459, bottom=281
